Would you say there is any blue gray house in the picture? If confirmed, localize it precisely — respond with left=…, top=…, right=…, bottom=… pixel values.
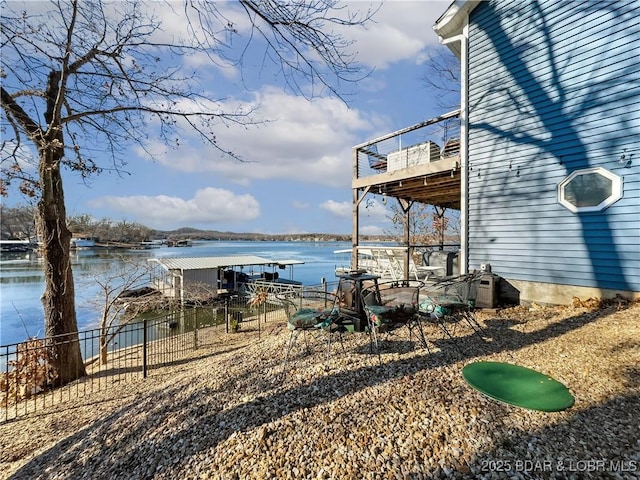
left=434, top=0, right=639, bottom=304
left=351, top=0, right=639, bottom=305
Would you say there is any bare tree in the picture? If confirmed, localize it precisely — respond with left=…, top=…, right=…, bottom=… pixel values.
left=66, top=213, right=99, bottom=238
left=432, top=206, right=461, bottom=249
left=385, top=200, right=437, bottom=246
left=84, top=256, right=159, bottom=365
left=88, top=256, right=232, bottom=366
left=421, top=48, right=461, bottom=111
left=1, top=0, right=374, bottom=385
left=0, top=204, right=37, bottom=240
left=385, top=200, right=461, bottom=263
left=88, top=256, right=232, bottom=365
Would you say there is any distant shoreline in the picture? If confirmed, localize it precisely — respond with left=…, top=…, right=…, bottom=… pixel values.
left=149, top=232, right=393, bottom=243
left=0, top=237, right=400, bottom=256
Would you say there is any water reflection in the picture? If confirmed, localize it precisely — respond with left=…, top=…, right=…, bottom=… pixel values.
left=0, top=241, right=346, bottom=346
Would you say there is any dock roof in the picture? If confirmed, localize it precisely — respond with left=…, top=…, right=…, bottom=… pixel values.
left=150, top=255, right=304, bottom=271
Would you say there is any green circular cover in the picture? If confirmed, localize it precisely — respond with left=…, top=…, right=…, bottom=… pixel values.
left=462, top=361, right=575, bottom=412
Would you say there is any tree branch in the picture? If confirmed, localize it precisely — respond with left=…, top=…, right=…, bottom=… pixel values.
left=1, top=86, right=43, bottom=145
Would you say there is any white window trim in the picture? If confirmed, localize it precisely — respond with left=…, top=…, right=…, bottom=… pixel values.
left=558, top=167, right=623, bottom=213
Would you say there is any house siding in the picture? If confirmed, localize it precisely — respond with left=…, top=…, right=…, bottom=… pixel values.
left=466, top=0, right=640, bottom=297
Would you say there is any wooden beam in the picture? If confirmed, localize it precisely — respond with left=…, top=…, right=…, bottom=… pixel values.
left=352, top=157, right=459, bottom=189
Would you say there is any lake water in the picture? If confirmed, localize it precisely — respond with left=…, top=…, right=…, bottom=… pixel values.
left=0, top=240, right=353, bottom=346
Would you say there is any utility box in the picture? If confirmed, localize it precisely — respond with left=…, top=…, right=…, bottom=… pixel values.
left=424, top=250, right=459, bottom=277
left=387, top=141, right=440, bottom=172
left=475, top=274, right=498, bottom=308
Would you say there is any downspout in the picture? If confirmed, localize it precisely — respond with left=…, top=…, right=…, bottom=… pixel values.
left=440, top=27, right=469, bottom=275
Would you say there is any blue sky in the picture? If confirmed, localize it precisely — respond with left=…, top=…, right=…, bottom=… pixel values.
left=5, top=1, right=458, bottom=236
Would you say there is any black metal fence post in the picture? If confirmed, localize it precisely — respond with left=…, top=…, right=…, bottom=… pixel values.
left=194, top=308, right=199, bottom=350
left=323, top=277, right=328, bottom=308
left=225, top=297, right=229, bottom=333
left=142, top=318, right=148, bottom=378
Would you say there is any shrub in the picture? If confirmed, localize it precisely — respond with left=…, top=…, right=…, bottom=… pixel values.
left=0, top=338, right=58, bottom=406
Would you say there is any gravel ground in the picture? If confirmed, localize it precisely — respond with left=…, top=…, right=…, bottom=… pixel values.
left=1, top=299, right=638, bottom=480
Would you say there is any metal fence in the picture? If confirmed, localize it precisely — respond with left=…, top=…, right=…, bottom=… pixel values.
left=0, top=281, right=337, bottom=423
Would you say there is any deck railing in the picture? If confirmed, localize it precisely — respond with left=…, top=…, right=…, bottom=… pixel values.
left=355, top=109, right=461, bottom=179
left=335, top=245, right=461, bottom=281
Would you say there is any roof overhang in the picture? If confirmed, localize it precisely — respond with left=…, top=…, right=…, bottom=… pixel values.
left=433, top=0, right=481, bottom=58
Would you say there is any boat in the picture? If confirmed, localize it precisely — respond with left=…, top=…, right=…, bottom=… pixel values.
left=70, top=237, right=96, bottom=249
left=137, top=240, right=166, bottom=249
left=117, top=286, right=161, bottom=299
left=168, top=239, right=192, bottom=247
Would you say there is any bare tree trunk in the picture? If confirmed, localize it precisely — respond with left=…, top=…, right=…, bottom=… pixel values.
left=2, top=1, right=376, bottom=388
left=37, top=136, right=86, bottom=385
left=100, top=335, right=108, bottom=366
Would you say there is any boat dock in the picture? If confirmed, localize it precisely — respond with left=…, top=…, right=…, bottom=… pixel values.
left=0, top=240, right=36, bottom=253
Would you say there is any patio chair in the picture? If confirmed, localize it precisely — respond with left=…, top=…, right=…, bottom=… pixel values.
left=441, top=138, right=460, bottom=158
left=280, top=291, right=360, bottom=375
left=280, top=292, right=337, bottom=375
left=364, top=144, right=387, bottom=172
left=417, top=272, right=484, bottom=352
left=362, top=280, right=428, bottom=362
left=386, top=248, right=442, bottom=281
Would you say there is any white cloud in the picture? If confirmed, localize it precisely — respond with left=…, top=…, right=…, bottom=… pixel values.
left=359, top=198, right=389, bottom=222
left=320, top=200, right=351, bottom=218
left=183, top=51, right=240, bottom=81
left=0, top=142, right=38, bottom=172
left=139, top=87, right=389, bottom=188
left=357, top=198, right=390, bottom=236
left=122, top=2, right=453, bottom=191
left=339, top=1, right=449, bottom=69
left=292, top=200, right=309, bottom=209
left=360, top=224, right=385, bottom=236
left=88, top=187, right=259, bottom=229
left=147, top=1, right=447, bottom=71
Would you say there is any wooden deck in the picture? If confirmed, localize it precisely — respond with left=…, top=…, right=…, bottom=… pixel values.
left=353, top=109, right=462, bottom=209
